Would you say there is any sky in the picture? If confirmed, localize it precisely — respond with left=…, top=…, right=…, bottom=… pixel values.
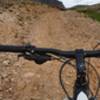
left=58, top=0, right=100, bottom=8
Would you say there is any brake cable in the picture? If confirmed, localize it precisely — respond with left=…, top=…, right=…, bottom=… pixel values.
left=59, top=59, right=74, bottom=100
left=86, top=61, right=100, bottom=99
left=87, top=41, right=100, bottom=99
left=46, top=53, right=67, bottom=62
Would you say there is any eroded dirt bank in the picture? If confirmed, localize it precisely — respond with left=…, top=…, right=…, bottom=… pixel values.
left=0, top=3, right=100, bottom=100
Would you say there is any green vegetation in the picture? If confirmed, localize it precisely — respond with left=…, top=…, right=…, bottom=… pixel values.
left=73, top=5, right=100, bottom=22
left=85, top=10, right=100, bottom=21
left=78, top=9, right=100, bottom=21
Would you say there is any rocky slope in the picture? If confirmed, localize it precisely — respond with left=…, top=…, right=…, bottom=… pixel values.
left=0, top=3, right=100, bottom=100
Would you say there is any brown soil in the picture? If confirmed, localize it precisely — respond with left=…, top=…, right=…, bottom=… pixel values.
left=0, top=3, right=100, bottom=100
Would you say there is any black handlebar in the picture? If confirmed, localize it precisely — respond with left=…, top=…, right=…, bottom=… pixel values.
left=29, top=47, right=100, bottom=58
left=0, top=44, right=99, bottom=64
left=0, top=45, right=99, bottom=57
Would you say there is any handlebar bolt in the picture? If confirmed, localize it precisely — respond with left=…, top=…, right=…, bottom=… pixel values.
left=25, top=51, right=30, bottom=55
left=31, top=50, right=35, bottom=53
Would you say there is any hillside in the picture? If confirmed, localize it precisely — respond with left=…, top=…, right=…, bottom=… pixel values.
left=73, top=4, right=100, bottom=21
left=0, top=3, right=100, bottom=100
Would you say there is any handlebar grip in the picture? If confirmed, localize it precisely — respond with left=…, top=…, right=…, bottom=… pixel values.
left=0, top=45, right=26, bottom=52
left=0, top=45, right=36, bottom=53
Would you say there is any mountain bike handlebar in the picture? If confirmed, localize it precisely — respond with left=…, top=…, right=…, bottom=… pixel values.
left=0, top=45, right=100, bottom=57
left=0, top=44, right=100, bottom=65
left=0, top=44, right=100, bottom=100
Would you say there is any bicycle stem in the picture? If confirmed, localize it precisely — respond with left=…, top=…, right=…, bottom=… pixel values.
left=74, top=49, right=89, bottom=100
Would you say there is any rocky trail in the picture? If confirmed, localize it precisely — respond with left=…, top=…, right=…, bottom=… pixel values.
left=0, top=3, right=100, bottom=100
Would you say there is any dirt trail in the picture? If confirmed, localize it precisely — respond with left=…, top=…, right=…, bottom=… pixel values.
left=0, top=3, right=100, bottom=100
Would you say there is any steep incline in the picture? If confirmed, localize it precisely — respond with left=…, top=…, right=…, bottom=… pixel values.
left=0, top=3, right=100, bottom=100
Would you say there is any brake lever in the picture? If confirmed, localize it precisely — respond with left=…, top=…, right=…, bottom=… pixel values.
left=33, top=54, right=52, bottom=64
left=18, top=52, right=52, bottom=64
